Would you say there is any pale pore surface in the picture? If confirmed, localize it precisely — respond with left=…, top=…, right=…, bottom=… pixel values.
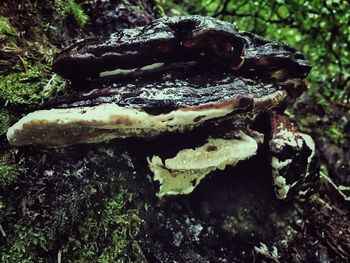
left=7, top=90, right=285, bottom=147
left=7, top=102, right=236, bottom=146
left=148, top=132, right=260, bottom=197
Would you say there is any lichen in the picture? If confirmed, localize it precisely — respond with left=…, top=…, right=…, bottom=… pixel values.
left=254, top=243, right=280, bottom=262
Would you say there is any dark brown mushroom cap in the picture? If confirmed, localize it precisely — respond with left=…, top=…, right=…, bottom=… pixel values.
left=52, top=16, right=311, bottom=83
left=239, top=32, right=311, bottom=79
left=52, top=16, right=245, bottom=79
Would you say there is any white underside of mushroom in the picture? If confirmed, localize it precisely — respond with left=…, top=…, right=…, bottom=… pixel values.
left=7, top=90, right=286, bottom=147
left=6, top=103, right=238, bottom=147
left=148, top=131, right=260, bottom=197
left=99, top=62, right=165, bottom=77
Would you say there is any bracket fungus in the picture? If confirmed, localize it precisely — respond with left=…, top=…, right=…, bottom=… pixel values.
left=7, top=16, right=315, bottom=199
left=148, top=130, right=263, bottom=197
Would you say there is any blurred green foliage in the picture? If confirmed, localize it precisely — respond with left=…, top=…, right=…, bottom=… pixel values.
left=159, top=0, right=350, bottom=103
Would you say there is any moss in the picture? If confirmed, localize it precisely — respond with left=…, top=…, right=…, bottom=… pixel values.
left=62, top=190, right=145, bottom=263
left=297, top=115, right=319, bottom=133
left=0, top=155, right=27, bottom=263
left=0, top=63, right=65, bottom=106
left=27, top=42, right=55, bottom=65
left=298, top=114, right=345, bottom=145
left=1, top=146, right=146, bottom=262
left=51, top=0, right=89, bottom=28
left=0, top=109, right=10, bottom=135
left=67, top=0, right=89, bottom=27
left=1, top=226, right=47, bottom=263
left=0, top=16, right=18, bottom=36
left=0, top=153, right=22, bottom=186
left=0, top=30, right=65, bottom=106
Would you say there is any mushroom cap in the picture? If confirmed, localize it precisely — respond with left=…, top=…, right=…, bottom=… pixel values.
left=52, top=16, right=311, bottom=83
left=6, top=86, right=286, bottom=147
left=52, top=16, right=245, bottom=79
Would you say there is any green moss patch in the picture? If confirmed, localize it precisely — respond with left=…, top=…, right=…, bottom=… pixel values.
left=51, top=0, right=89, bottom=28
left=1, top=226, right=47, bottom=263
left=0, top=109, right=10, bottom=135
left=62, top=190, right=145, bottom=263
left=0, top=16, right=18, bottom=36
left=0, top=64, right=65, bottom=106
left=0, top=25, right=65, bottom=106
left=0, top=153, right=22, bottom=186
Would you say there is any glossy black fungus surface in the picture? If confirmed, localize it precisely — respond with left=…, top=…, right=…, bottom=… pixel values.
left=239, top=32, right=311, bottom=79
left=42, top=73, right=282, bottom=114
left=47, top=16, right=313, bottom=115
left=52, top=16, right=245, bottom=78
left=52, top=16, right=310, bottom=82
